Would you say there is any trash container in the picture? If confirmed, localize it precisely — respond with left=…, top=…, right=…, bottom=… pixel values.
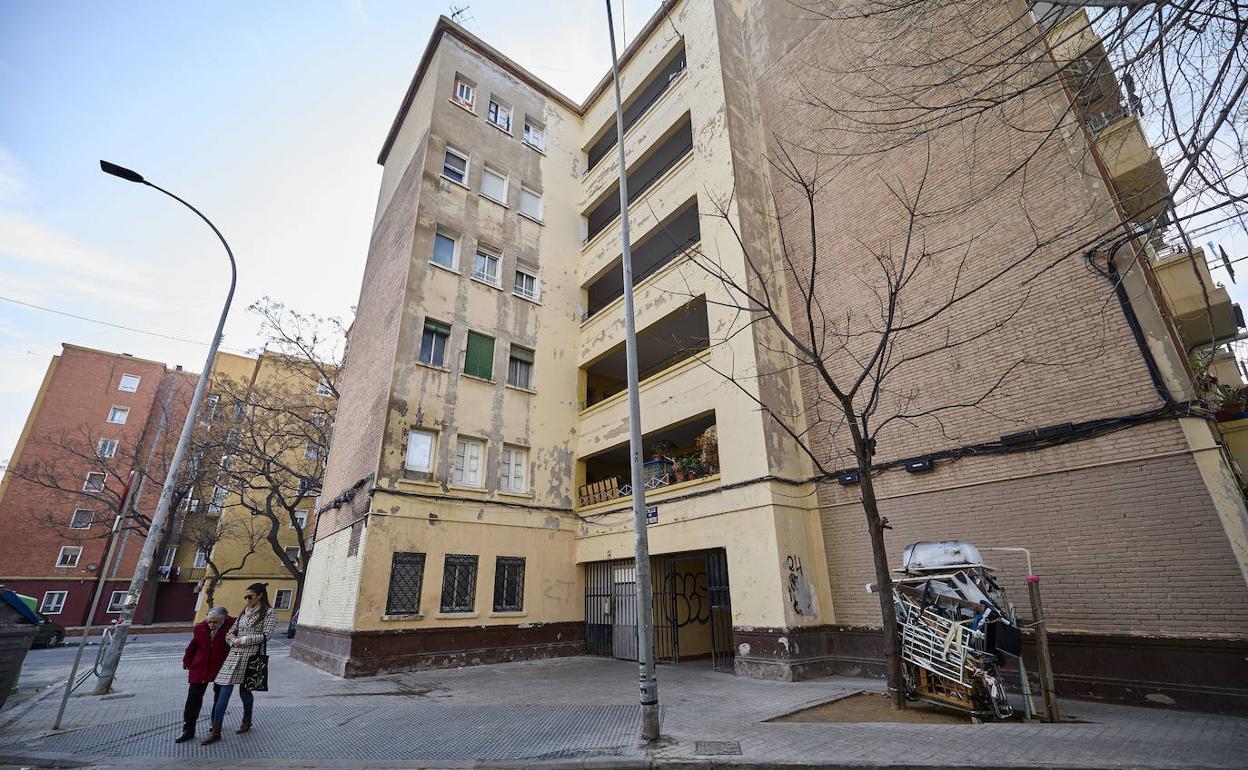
left=0, top=623, right=38, bottom=712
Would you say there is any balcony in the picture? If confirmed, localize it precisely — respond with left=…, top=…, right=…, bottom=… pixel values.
left=1096, top=113, right=1168, bottom=223
left=585, top=42, right=687, bottom=174
left=582, top=296, right=709, bottom=409
left=578, top=411, right=718, bottom=508
left=1151, top=245, right=1243, bottom=349
left=583, top=198, right=700, bottom=321
left=584, top=116, right=693, bottom=243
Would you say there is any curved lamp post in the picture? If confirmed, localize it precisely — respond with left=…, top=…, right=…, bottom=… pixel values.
left=75, top=161, right=237, bottom=705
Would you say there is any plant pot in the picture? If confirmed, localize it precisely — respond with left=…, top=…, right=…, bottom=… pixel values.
left=1215, top=400, right=1245, bottom=421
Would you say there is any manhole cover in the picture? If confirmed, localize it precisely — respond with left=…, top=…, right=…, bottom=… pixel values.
left=695, top=740, right=741, bottom=756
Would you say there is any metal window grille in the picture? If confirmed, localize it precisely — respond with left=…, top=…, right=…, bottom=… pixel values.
left=493, top=556, right=525, bottom=611
left=386, top=551, right=426, bottom=615
left=440, top=554, right=478, bottom=612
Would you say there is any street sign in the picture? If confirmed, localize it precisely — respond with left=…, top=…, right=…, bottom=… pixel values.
left=645, top=505, right=658, bottom=525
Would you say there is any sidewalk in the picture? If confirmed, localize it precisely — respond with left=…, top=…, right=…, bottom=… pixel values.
left=0, top=646, right=1244, bottom=768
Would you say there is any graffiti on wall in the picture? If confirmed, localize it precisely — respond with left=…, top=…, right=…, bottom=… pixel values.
left=786, top=555, right=814, bottom=616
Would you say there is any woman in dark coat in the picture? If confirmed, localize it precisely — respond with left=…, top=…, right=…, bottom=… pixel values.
left=176, top=606, right=234, bottom=743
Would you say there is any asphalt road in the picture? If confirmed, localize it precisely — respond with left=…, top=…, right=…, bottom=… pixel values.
left=17, top=632, right=294, bottom=691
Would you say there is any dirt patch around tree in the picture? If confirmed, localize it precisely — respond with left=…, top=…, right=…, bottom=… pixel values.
left=771, top=691, right=1010, bottom=724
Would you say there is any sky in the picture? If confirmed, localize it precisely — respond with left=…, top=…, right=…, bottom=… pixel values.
left=0, top=0, right=660, bottom=469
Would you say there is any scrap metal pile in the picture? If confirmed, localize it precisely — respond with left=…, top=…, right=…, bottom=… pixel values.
left=893, top=541, right=1022, bottom=720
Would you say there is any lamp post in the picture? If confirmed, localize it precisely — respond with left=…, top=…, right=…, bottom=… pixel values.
left=604, top=0, right=660, bottom=742
left=91, top=160, right=237, bottom=696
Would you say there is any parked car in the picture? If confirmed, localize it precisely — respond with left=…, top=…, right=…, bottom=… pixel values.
left=286, top=609, right=298, bottom=639
left=32, top=614, right=66, bottom=648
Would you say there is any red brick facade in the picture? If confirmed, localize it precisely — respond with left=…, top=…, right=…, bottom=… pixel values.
left=0, top=345, right=196, bottom=626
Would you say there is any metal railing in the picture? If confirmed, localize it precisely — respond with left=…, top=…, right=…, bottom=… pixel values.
left=582, top=237, right=700, bottom=322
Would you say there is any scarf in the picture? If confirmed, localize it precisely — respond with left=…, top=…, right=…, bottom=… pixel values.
left=240, top=602, right=261, bottom=630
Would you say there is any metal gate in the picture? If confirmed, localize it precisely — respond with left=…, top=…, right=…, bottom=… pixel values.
left=585, top=561, right=613, bottom=656
left=706, top=548, right=734, bottom=673
left=585, top=549, right=733, bottom=671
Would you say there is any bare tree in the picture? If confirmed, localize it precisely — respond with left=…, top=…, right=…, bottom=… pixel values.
left=181, top=513, right=264, bottom=609
left=663, top=0, right=1243, bottom=710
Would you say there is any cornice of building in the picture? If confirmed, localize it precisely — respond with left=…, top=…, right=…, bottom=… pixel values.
left=377, top=0, right=681, bottom=166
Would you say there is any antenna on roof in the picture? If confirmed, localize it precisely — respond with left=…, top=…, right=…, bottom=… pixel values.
left=449, top=3, right=475, bottom=28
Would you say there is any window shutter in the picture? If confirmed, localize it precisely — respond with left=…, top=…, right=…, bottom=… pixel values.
left=465, top=332, right=494, bottom=379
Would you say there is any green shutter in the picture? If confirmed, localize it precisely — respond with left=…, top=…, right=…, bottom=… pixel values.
left=465, top=332, right=494, bottom=380
left=509, top=345, right=534, bottom=364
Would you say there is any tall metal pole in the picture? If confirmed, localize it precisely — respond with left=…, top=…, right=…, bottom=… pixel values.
left=53, top=471, right=136, bottom=729
left=604, top=0, right=660, bottom=742
left=94, top=162, right=237, bottom=694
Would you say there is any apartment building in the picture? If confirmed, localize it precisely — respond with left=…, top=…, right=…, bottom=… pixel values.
left=0, top=344, right=200, bottom=627
left=187, top=350, right=331, bottom=625
left=294, top=1, right=1248, bottom=709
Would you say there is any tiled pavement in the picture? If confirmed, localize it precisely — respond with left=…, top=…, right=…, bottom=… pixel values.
left=1, top=642, right=1245, bottom=768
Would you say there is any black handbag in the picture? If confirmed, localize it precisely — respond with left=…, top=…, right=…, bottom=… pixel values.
left=242, top=635, right=269, bottom=692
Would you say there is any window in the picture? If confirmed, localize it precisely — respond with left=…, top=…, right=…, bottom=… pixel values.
left=473, top=247, right=501, bottom=286
left=203, top=394, right=219, bottom=420
left=208, top=484, right=228, bottom=513
left=486, top=97, right=511, bottom=132
left=440, top=554, right=478, bottom=612
left=420, top=319, right=451, bottom=367
left=40, top=591, right=67, bottom=615
left=194, top=549, right=208, bottom=569
left=83, top=472, right=106, bottom=492
left=273, top=588, right=293, bottom=610
left=181, top=498, right=200, bottom=512
left=284, top=546, right=301, bottom=566
left=443, top=146, right=468, bottom=184
left=493, top=556, right=526, bottom=611
left=453, top=75, right=475, bottom=109
left=464, top=332, right=495, bottom=380
left=107, top=406, right=129, bottom=424
left=293, top=509, right=308, bottom=529
left=69, top=509, right=93, bottom=529
left=57, top=546, right=82, bottom=568
left=97, top=438, right=118, bottom=458
left=304, top=442, right=319, bottom=460
left=231, top=399, right=246, bottom=419
left=118, top=374, right=140, bottom=392
left=386, top=551, right=426, bottom=615
left=523, top=116, right=545, bottom=150
left=432, top=229, right=458, bottom=269
left=106, top=591, right=127, bottom=613
left=311, top=410, right=328, bottom=428
left=481, top=166, right=508, bottom=204
left=507, top=345, right=534, bottom=389
left=405, top=429, right=435, bottom=472
left=225, top=429, right=241, bottom=446
left=161, top=546, right=177, bottom=568
left=316, top=379, right=334, bottom=397
left=453, top=436, right=484, bottom=487
left=513, top=267, right=539, bottom=301
left=518, top=185, right=542, bottom=221
left=500, top=445, right=528, bottom=493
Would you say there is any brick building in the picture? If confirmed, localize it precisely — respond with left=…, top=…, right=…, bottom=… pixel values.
left=293, top=0, right=1248, bottom=710
left=0, top=344, right=199, bottom=627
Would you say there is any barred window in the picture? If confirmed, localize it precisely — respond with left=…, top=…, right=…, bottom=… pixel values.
left=493, top=556, right=525, bottom=612
left=386, top=551, right=426, bottom=615
left=440, top=554, right=478, bottom=612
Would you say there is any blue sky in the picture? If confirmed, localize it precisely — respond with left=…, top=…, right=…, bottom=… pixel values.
left=0, top=1, right=659, bottom=467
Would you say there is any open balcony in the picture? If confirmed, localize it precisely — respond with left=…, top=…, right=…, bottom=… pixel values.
left=585, top=42, right=687, bottom=174
left=1150, top=244, right=1243, bottom=350
left=578, top=411, right=718, bottom=508
left=582, top=296, right=709, bottom=409
left=583, top=198, right=700, bottom=321
left=584, top=116, right=693, bottom=244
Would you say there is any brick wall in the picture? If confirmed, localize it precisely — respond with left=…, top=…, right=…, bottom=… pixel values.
left=317, top=134, right=428, bottom=537
left=744, top=1, right=1248, bottom=637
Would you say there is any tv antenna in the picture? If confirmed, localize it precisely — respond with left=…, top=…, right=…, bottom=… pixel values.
left=449, top=3, right=475, bottom=28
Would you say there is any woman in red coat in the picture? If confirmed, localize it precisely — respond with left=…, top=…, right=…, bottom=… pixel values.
left=176, top=606, right=234, bottom=743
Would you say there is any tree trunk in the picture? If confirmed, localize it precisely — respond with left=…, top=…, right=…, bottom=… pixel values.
left=292, top=574, right=305, bottom=615
left=857, top=454, right=906, bottom=710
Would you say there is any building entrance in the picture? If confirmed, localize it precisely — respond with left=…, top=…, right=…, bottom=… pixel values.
left=584, top=548, right=733, bottom=673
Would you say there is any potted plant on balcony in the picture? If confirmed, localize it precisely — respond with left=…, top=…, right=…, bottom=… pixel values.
left=674, top=453, right=701, bottom=482
left=696, top=425, right=719, bottom=474
left=1214, top=384, right=1246, bottom=422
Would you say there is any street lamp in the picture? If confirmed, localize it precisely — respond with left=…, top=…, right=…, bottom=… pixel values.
left=88, top=160, right=237, bottom=697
